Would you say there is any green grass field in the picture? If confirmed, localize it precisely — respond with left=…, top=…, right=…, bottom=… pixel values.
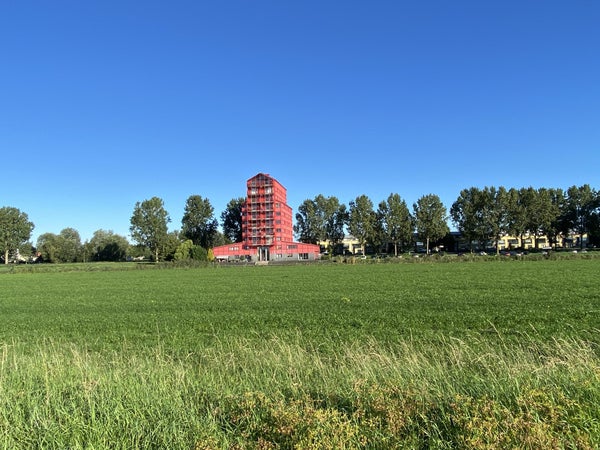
left=1, top=260, right=599, bottom=448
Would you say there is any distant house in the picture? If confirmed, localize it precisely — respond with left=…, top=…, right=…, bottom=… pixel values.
left=212, top=173, right=321, bottom=263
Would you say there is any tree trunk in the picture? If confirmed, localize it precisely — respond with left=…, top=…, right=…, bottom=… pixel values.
left=4, top=249, right=8, bottom=264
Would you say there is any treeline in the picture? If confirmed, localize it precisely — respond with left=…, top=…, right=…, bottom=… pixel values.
left=0, top=194, right=242, bottom=264
left=294, top=184, right=600, bottom=255
left=1, top=184, right=599, bottom=264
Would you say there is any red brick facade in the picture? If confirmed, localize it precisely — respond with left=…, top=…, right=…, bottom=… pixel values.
left=212, top=173, right=321, bottom=262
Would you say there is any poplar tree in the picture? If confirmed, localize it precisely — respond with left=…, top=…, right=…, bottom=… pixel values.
left=414, top=194, right=449, bottom=254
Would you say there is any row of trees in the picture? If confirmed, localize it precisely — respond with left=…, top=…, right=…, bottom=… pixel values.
left=294, top=184, right=600, bottom=255
left=293, top=193, right=449, bottom=255
left=449, top=185, right=598, bottom=254
left=1, top=184, right=599, bottom=264
left=127, top=195, right=244, bottom=263
left=0, top=194, right=228, bottom=264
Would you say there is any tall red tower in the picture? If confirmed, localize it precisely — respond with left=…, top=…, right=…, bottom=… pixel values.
left=213, top=173, right=320, bottom=262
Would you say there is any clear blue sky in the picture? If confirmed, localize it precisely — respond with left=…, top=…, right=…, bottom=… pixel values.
left=2, top=1, right=599, bottom=243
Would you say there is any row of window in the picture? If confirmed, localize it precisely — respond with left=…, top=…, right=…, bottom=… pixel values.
left=249, top=187, right=273, bottom=195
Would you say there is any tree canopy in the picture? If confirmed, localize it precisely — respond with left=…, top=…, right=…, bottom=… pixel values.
left=220, top=197, right=245, bottom=244
left=36, top=228, right=83, bottom=263
left=129, top=197, right=170, bottom=262
left=181, top=195, right=218, bottom=248
left=414, top=194, right=449, bottom=254
left=377, top=193, right=413, bottom=256
left=0, top=207, right=34, bottom=264
left=348, top=195, right=375, bottom=255
left=87, top=230, right=129, bottom=262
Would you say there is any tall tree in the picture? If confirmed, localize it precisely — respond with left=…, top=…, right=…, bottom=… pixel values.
left=377, top=193, right=413, bottom=256
left=181, top=195, right=218, bottom=248
left=528, top=188, right=561, bottom=249
left=294, top=195, right=347, bottom=249
left=505, top=187, right=533, bottom=249
left=481, top=186, right=510, bottom=255
left=294, top=198, right=320, bottom=244
left=348, top=195, right=375, bottom=255
left=414, top=194, right=449, bottom=254
left=129, top=197, right=170, bottom=262
left=545, top=188, right=566, bottom=249
left=450, top=187, right=481, bottom=252
left=220, top=197, right=244, bottom=244
left=318, top=195, right=347, bottom=253
left=0, top=207, right=34, bottom=264
left=563, top=184, right=598, bottom=249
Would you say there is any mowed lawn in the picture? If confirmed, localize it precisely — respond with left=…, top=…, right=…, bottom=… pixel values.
left=1, top=259, right=598, bottom=348
left=0, top=259, right=599, bottom=448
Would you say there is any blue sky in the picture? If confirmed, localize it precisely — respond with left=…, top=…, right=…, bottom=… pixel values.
left=2, top=1, right=599, bottom=243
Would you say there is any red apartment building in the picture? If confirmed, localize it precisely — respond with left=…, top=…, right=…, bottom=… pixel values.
left=212, top=173, right=321, bottom=262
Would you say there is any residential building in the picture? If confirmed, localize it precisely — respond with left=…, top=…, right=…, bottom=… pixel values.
left=212, top=173, right=321, bottom=262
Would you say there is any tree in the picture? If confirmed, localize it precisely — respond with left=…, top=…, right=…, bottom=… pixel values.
left=129, top=197, right=170, bottom=262
left=544, top=188, right=566, bottom=249
left=377, top=193, right=413, bottom=256
left=181, top=195, right=218, bottom=248
left=505, top=187, right=532, bottom=249
left=88, top=229, right=129, bottom=262
left=528, top=188, right=561, bottom=249
left=36, top=228, right=83, bottom=263
left=36, top=233, right=60, bottom=262
left=451, top=187, right=481, bottom=252
left=451, top=187, right=503, bottom=252
left=563, top=184, right=598, bottom=249
left=57, top=228, right=82, bottom=262
left=174, top=239, right=208, bottom=262
left=481, top=186, right=510, bottom=255
left=174, top=239, right=195, bottom=261
left=414, top=194, right=449, bottom=254
left=348, top=195, right=375, bottom=255
left=317, top=195, right=347, bottom=253
left=220, top=197, right=245, bottom=243
left=294, top=198, right=321, bottom=244
left=0, top=207, right=34, bottom=264
left=162, top=231, right=181, bottom=261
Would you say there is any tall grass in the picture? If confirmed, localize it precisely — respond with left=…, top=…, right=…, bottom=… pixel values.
left=0, top=334, right=598, bottom=448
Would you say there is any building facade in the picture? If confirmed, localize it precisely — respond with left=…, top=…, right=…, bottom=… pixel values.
left=212, top=173, right=321, bottom=262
